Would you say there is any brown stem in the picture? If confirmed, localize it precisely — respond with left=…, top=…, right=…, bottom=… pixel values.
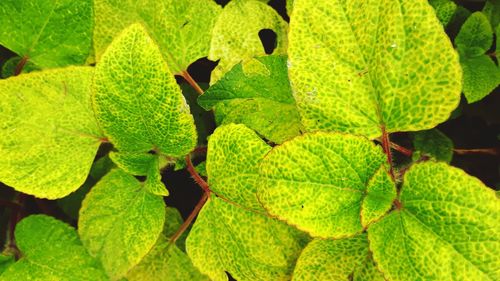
left=181, top=70, right=204, bottom=95
left=381, top=127, right=395, bottom=180
left=14, top=56, right=28, bottom=76
left=185, top=153, right=210, bottom=193
left=390, top=142, right=413, bottom=157
left=169, top=192, right=209, bottom=245
left=454, top=147, right=500, bottom=156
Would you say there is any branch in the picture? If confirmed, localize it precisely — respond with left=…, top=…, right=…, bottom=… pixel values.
left=181, top=70, right=204, bottom=95
left=380, top=127, right=396, bottom=180
left=185, top=153, right=210, bottom=193
left=390, top=142, right=413, bottom=157
left=169, top=192, right=208, bottom=245
left=454, top=147, right=500, bottom=156
left=14, top=56, right=28, bottom=76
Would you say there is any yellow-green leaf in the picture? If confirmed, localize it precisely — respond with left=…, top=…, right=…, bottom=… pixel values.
left=288, top=0, right=461, bottom=139
left=0, top=67, right=102, bottom=199
left=258, top=132, right=396, bottom=238
left=93, top=24, right=197, bottom=157
left=93, top=0, right=221, bottom=74
left=78, top=169, right=166, bottom=280
left=368, top=162, right=500, bottom=281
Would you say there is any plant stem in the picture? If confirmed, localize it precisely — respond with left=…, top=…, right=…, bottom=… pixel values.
left=169, top=192, right=208, bottom=245
left=454, top=147, right=500, bottom=156
left=390, top=142, right=413, bottom=157
left=181, top=70, right=204, bottom=95
left=185, top=153, right=210, bottom=193
left=14, top=56, right=28, bottom=76
left=381, top=126, right=396, bottom=180
left=7, top=193, right=27, bottom=259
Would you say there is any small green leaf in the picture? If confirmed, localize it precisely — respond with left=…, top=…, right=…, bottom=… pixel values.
left=0, top=67, right=102, bottom=199
left=186, top=195, right=307, bottom=281
left=461, top=55, right=500, bottom=103
left=207, top=124, right=271, bottom=211
left=368, top=162, right=500, bottom=281
left=455, top=12, right=494, bottom=57
left=195, top=161, right=208, bottom=178
left=109, top=151, right=157, bottom=176
left=144, top=156, right=169, bottom=196
left=0, top=215, right=107, bottom=281
left=258, top=132, right=396, bottom=238
left=93, top=0, right=221, bottom=74
left=199, top=56, right=303, bottom=143
left=288, top=0, right=461, bottom=139
left=1, top=57, right=38, bottom=78
left=292, top=235, right=384, bottom=281
left=78, top=169, right=166, bottom=280
left=429, top=0, right=457, bottom=26
left=0, top=0, right=92, bottom=68
left=286, top=0, right=294, bottom=16
left=0, top=254, right=14, bottom=275
left=209, top=0, right=288, bottom=83
left=483, top=0, right=500, bottom=29
left=93, top=24, right=197, bottom=157
left=412, top=129, right=454, bottom=163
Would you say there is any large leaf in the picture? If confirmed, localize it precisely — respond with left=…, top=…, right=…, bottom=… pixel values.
left=368, top=162, right=500, bottom=281
left=206, top=124, right=271, bottom=211
left=455, top=12, right=494, bottom=58
left=93, top=0, right=221, bottom=74
left=186, top=196, right=307, bottom=281
left=199, top=56, right=302, bottom=143
left=78, top=169, right=166, bottom=280
left=460, top=54, right=500, bottom=104
left=0, top=215, right=106, bottom=281
left=93, top=24, right=197, bottom=157
left=258, top=132, right=396, bottom=238
left=209, top=0, right=288, bottom=83
left=288, top=0, right=461, bottom=139
left=292, top=235, right=384, bottom=281
left=0, top=0, right=92, bottom=68
left=0, top=67, right=102, bottom=199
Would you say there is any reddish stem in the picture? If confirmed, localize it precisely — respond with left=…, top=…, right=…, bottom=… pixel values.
left=381, top=127, right=395, bottom=180
left=14, top=56, right=28, bottom=76
left=181, top=70, right=204, bottom=95
left=185, top=153, right=210, bottom=193
left=169, top=192, right=208, bottom=244
left=454, top=147, right=500, bottom=156
left=390, top=142, right=413, bottom=157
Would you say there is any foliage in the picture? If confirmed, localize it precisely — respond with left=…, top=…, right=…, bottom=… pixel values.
left=0, top=0, right=499, bottom=281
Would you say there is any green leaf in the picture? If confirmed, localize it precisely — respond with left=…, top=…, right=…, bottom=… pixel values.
left=286, top=0, right=294, bottom=16
left=461, top=55, right=500, bottom=103
left=455, top=12, right=494, bottom=58
left=429, top=0, right=457, bottom=26
left=199, top=55, right=303, bottom=143
left=206, top=124, right=271, bottom=211
left=412, top=129, right=454, bottom=163
left=0, top=0, right=92, bottom=68
left=292, top=235, right=384, bottom=281
left=288, top=0, right=461, bottom=139
left=195, top=161, right=208, bottom=178
left=93, top=24, right=197, bottom=157
left=0, top=215, right=107, bottom=281
left=93, top=0, right=221, bottom=74
left=368, top=162, right=500, bottom=281
left=78, top=169, right=166, bottom=280
left=186, top=195, right=307, bottom=281
left=209, top=0, right=288, bottom=83
left=0, top=254, right=14, bottom=275
left=258, top=132, right=396, bottom=238
left=1, top=57, right=39, bottom=78
left=483, top=0, right=500, bottom=29
left=144, top=156, right=169, bottom=196
left=0, top=67, right=102, bottom=199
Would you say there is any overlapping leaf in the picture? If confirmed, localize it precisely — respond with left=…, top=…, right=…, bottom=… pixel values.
left=412, top=129, right=453, bottom=163
left=0, top=215, right=107, bottom=281
left=78, top=169, right=166, bottom=279
left=369, top=162, right=500, bottom=281
left=93, top=24, right=197, bottom=157
left=209, top=0, right=288, bottom=83
left=0, top=67, right=102, bottom=199
left=288, top=0, right=461, bottom=138
left=258, top=132, right=396, bottom=238
left=199, top=55, right=302, bottom=143
left=0, top=0, right=92, bottom=68
left=429, top=0, right=457, bottom=26
left=93, top=0, right=221, bottom=74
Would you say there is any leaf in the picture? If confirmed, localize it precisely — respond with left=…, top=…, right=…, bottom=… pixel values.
left=0, top=215, right=107, bottom=281
left=180, top=83, right=214, bottom=145
left=0, top=254, right=14, bottom=275
left=195, top=161, right=208, bottom=178
left=288, top=0, right=461, bottom=139
left=429, top=0, right=457, bottom=26
left=93, top=0, right=221, bottom=74
left=461, top=55, right=500, bottom=103
left=93, top=24, right=197, bottom=157
left=186, top=195, right=307, bottom=281
left=144, top=156, right=169, bottom=196
left=258, top=132, right=396, bottom=238
left=1, top=56, right=38, bottom=78
left=368, top=162, right=500, bottom=281
left=109, top=151, right=157, bottom=175
left=286, top=0, right=294, bottom=16
left=483, top=0, right=500, bottom=29
left=199, top=55, right=303, bottom=143
left=0, top=0, right=92, bottom=68
left=411, top=129, right=454, bottom=163
left=455, top=12, right=494, bottom=58
left=209, top=0, right=288, bottom=83
left=0, top=67, right=102, bottom=199
left=78, top=169, right=166, bottom=280
left=206, top=124, right=271, bottom=211
left=292, top=235, right=384, bottom=281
